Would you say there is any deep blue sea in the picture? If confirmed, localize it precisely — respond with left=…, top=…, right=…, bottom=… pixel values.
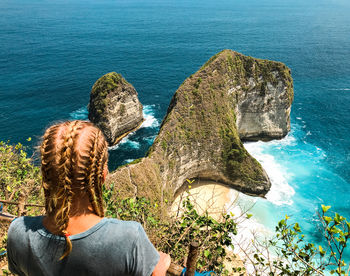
left=1, top=0, right=350, bottom=263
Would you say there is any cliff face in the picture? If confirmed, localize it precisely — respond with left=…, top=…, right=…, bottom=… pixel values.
left=106, top=50, right=293, bottom=201
left=233, top=58, right=293, bottom=141
left=88, top=72, right=144, bottom=146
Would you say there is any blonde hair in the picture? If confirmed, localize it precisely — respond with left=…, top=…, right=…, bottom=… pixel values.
left=40, top=120, right=108, bottom=259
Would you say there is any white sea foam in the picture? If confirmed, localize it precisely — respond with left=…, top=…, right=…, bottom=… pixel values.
left=330, top=88, right=350, bottom=91
left=69, top=104, right=159, bottom=129
left=109, top=139, right=141, bottom=150
left=108, top=132, right=138, bottom=150
left=108, top=144, right=121, bottom=151
left=141, top=105, right=160, bottom=128
left=108, top=105, right=159, bottom=151
left=144, top=135, right=157, bottom=145
left=124, top=159, right=135, bottom=164
left=124, top=140, right=140, bottom=149
left=69, top=106, right=88, bottom=120
left=244, top=138, right=295, bottom=206
left=227, top=192, right=275, bottom=274
left=254, top=132, right=296, bottom=148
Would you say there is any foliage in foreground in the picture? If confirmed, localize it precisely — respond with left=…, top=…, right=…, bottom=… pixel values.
left=0, top=140, right=42, bottom=214
left=103, top=182, right=350, bottom=275
left=0, top=141, right=43, bottom=274
left=236, top=205, right=350, bottom=276
left=276, top=205, right=350, bottom=275
left=103, top=183, right=238, bottom=274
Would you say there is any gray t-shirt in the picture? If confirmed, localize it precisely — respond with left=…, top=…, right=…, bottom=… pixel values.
left=7, top=216, right=160, bottom=276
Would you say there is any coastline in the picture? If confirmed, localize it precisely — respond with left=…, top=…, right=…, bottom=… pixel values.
left=170, top=181, right=237, bottom=221
left=170, top=181, right=274, bottom=274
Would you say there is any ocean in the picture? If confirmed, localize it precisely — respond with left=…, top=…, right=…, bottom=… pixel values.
left=1, top=0, right=350, bottom=262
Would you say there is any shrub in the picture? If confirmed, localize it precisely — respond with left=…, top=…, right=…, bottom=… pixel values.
left=102, top=182, right=238, bottom=274
left=0, top=140, right=42, bottom=215
left=242, top=205, right=350, bottom=275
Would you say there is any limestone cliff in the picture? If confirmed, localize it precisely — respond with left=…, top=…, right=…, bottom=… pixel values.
left=106, top=50, right=293, bottom=201
left=233, top=57, right=293, bottom=141
left=88, top=72, right=144, bottom=146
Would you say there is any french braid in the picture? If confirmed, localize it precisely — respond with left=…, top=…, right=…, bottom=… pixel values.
left=40, top=120, right=108, bottom=260
left=57, top=121, right=83, bottom=260
left=86, top=129, right=107, bottom=217
left=94, top=136, right=108, bottom=216
left=41, top=124, right=66, bottom=214
left=86, top=130, right=101, bottom=216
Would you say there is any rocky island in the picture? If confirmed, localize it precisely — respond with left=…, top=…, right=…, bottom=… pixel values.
left=88, top=72, right=144, bottom=146
left=100, top=49, right=293, bottom=202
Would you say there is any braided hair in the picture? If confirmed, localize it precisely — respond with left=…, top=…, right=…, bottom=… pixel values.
left=40, top=120, right=108, bottom=260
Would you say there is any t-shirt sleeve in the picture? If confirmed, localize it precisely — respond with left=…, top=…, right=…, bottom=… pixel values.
left=7, top=246, right=22, bottom=276
left=7, top=219, right=24, bottom=275
left=132, top=223, right=160, bottom=276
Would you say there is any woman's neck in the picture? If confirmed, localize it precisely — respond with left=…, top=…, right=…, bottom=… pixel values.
left=43, top=211, right=103, bottom=236
left=42, top=195, right=104, bottom=236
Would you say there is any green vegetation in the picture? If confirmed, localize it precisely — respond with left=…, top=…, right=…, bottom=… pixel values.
left=0, top=140, right=43, bottom=273
left=89, top=72, right=125, bottom=120
left=0, top=140, right=42, bottom=214
left=247, top=205, right=350, bottom=275
left=161, top=140, right=168, bottom=151
left=103, top=181, right=350, bottom=275
left=194, top=77, right=202, bottom=89
left=103, top=182, right=238, bottom=275
left=220, top=127, right=246, bottom=172
left=104, top=182, right=350, bottom=275
left=128, top=158, right=143, bottom=165
left=159, top=197, right=237, bottom=273
left=200, top=51, right=222, bottom=70
left=119, top=103, right=126, bottom=116
left=224, top=50, right=293, bottom=104
left=114, top=158, right=144, bottom=171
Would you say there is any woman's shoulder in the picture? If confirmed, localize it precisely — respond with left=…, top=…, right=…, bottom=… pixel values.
left=104, top=218, right=142, bottom=230
left=102, top=218, right=145, bottom=239
left=8, top=216, right=44, bottom=241
left=9, top=215, right=43, bottom=229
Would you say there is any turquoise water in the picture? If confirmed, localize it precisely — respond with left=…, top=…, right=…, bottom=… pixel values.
left=1, top=0, right=350, bottom=262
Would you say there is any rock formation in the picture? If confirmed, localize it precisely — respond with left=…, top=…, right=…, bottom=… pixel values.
left=88, top=72, right=144, bottom=146
left=234, top=60, right=293, bottom=141
left=106, top=50, right=293, bottom=202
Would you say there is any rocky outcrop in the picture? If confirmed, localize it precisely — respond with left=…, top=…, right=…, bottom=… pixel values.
left=106, top=50, right=293, bottom=202
left=88, top=72, right=144, bottom=146
left=234, top=61, right=293, bottom=141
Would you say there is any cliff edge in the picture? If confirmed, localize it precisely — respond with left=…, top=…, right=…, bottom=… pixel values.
left=106, top=50, right=293, bottom=201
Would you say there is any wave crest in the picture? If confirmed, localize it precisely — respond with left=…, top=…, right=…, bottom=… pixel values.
left=244, top=138, right=295, bottom=206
